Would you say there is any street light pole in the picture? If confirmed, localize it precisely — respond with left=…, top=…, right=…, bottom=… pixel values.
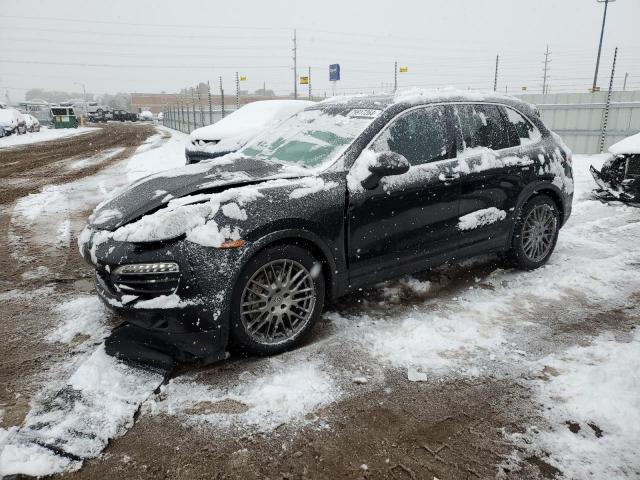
left=592, top=0, right=616, bottom=92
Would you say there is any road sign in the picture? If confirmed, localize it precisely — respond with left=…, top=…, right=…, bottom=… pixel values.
left=239, top=76, right=247, bottom=81
left=329, top=64, right=340, bottom=82
left=399, top=66, right=408, bottom=73
left=300, top=76, right=309, bottom=85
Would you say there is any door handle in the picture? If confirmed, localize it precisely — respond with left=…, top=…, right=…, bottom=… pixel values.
left=439, top=173, right=460, bottom=184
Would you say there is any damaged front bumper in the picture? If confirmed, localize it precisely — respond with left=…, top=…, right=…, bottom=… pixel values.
left=590, top=156, right=639, bottom=202
left=80, top=228, right=246, bottom=363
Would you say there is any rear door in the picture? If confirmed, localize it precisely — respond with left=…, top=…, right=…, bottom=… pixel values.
left=452, top=103, right=529, bottom=249
left=347, top=105, right=461, bottom=282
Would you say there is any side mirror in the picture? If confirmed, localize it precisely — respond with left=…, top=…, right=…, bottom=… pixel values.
left=361, top=151, right=410, bottom=189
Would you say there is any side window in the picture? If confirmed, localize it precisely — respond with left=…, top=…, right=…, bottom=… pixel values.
left=501, top=106, right=542, bottom=146
left=372, top=106, right=453, bottom=166
left=454, top=104, right=512, bottom=151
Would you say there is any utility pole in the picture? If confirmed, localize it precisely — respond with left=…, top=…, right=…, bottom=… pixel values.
left=394, top=61, right=398, bottom=93
left=593, top=0, right=616, bottom=92
left=263, top=81, right=266, bottom=96
left=292, top=29, right=298, bottom=99
left=235, top=72, right=240, bottom=111
left=600, top=46, right=618, bottom=153
left=207, top=80, right=213, bottom=124
left=190, top=87, right=197, bottom=130
left=308, top=66, right=312, bottom=100
left=542, top=45, right=552, bottom=95
left=493, top=55, right=499, bottom=92
left=623, top=72, right=629, bottom=91
left=196, top=84, right=204, bottom=127
left=219, top=76, right=225, bottom=118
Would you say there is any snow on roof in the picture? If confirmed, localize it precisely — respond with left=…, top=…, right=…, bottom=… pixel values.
left=608, top=132, right=640, bottom=155
left=320, top=87, right=527, bottom=110
left=190, top=100, right=314, bottom=141
left=0, top=108, right=22, bottom=122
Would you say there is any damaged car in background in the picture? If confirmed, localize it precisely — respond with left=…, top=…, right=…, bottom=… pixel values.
left=79, top=91, right=573, bottom=366
left=591, top=132, right=640, bottom=202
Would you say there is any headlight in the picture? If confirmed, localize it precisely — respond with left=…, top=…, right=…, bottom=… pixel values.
left=113, top=262, right=179, bottom=275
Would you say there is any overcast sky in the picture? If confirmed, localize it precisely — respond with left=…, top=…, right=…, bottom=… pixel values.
left=1, top=0, right=639, bottom=102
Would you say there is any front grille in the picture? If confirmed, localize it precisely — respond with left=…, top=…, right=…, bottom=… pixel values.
left=111, top=270, right=180, bottom=297
left=626, top=156, right=640, bottom=178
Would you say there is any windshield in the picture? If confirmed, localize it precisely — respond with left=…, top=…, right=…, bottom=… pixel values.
left=241, top=107, right=379, bottom=168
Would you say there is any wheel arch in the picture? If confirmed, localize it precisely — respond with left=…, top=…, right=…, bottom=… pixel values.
left=514, top=182, right=565, bottom=225
left=240, top=229, right=340, bottom=300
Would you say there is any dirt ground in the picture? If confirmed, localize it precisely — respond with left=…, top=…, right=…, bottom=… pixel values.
left=0, top=124, right=153, bottom=427
left=1, top=127, right=638, bottom=479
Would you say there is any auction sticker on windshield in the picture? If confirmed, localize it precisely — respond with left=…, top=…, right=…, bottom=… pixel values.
left=347, top=109, right=382, bottom=119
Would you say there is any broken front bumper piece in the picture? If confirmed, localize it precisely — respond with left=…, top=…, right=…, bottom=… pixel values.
left=590, top=157, right=639, bottom=202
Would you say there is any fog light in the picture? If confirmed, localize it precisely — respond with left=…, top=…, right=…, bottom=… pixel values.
left=113, top=262, right=179, bottom=275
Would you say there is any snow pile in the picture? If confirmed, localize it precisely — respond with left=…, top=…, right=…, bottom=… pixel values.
left=458, top=207, right=507, bottom=231
left=0, top=127, right=96, bottom=149
left=608, top=131, right=640, bottom=155
left=0, top=436, right=79, bottom=477
left=149, top=359, right=339, bottom=431
left=511, top=331, right=640, bottom=479
left=47, top=296, right=110, bottom=344
left=1, top=345, right=165, bottom=473
left=360, top=298, right=507, bottom=379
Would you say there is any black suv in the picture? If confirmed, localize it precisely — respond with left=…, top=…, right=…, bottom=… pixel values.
left=80, top=92, right=573, bottom=363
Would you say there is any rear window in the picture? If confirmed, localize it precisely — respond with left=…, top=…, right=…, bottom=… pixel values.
left=453, top=104, right=512, bottom=152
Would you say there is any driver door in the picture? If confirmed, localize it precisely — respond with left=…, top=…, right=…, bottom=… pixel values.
left=347, top=105, right=462, bottom=284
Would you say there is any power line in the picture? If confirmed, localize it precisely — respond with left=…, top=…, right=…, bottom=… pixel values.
left=0, top=59, right=290, bottom=69
left=0, top=24, right=289, bottom=41
left=0, top=14, right=290, bottom=31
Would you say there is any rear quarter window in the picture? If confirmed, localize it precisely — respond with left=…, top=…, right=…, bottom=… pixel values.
left=501, top=106, right=542, bottom=146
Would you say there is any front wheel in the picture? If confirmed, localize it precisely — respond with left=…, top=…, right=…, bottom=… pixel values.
left=507, top=194, right=560, bottom=270
left=229, top=244, right=325, bottom=355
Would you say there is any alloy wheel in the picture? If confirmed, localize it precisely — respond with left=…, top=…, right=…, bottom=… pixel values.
left=521, top=204, right=557, bottom=262
left=240, top=259, right=316, bottom=345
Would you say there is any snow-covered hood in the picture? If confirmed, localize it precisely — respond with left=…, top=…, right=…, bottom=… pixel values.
left=88, top=156, right=311, bottom=231
left=608, top=132, right=640, bottom=156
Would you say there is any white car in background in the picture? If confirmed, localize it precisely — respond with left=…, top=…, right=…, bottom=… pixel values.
left=185, top=99, right=314, bottom=164
left=139, top=110, right=154, bottom=122
left=22, top=113, right=41, bottom=132
left=0, top=108, right=27, bottom=135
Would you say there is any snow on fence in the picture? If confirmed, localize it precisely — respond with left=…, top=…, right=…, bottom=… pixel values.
left=518, top=90, right=640, bottom=154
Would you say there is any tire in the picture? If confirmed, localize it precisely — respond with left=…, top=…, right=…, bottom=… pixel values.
left=506, top=194, right=560, bottom=270
left=229, top=244, right=325, bottom=355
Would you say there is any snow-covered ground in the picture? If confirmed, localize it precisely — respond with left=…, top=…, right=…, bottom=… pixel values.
left=0, top=126, right=97, bottom=149
left=1, top=137, right=639, bottom=478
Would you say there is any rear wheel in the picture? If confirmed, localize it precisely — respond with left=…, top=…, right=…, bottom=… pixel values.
left=229, top=244, right=325, bottom=355
left=507, top=195, right=560, bottom=270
